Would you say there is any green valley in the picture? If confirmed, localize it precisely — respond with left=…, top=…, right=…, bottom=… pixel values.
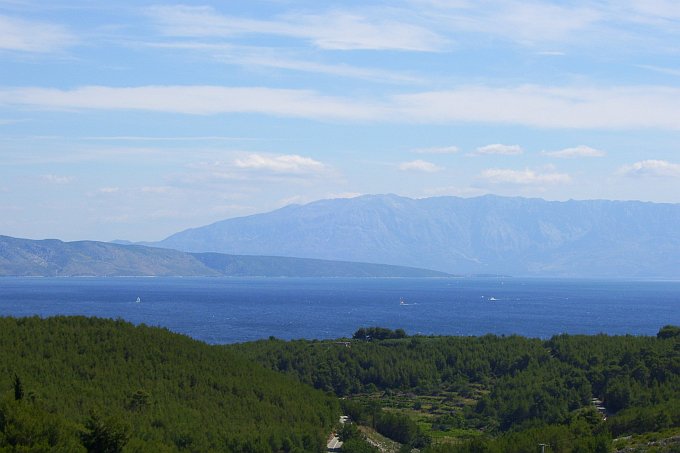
left=231, top=327, right=680, bottom=452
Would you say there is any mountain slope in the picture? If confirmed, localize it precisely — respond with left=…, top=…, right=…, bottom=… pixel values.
left=153, top=194, right=680, bottom=277
left=0, top=316, right=338, bottom=451
left=0, top=235, right=448, bottom=277
left=0, top=235, right=212, bottom=276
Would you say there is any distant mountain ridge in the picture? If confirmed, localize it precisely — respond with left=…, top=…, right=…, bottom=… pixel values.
left=0, top=235, right=448, bottom=277
left=151, top=194, right=680, bottom=278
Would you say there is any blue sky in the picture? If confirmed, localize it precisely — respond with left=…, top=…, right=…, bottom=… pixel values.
left=2, top=0, right=680, bottom=241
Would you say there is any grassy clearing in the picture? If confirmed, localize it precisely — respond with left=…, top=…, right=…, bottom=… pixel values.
left=348, top=386, right=488, bottom=446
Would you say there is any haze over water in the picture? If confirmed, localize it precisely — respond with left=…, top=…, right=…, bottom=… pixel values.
left=1, top=277, right=677, bottom=344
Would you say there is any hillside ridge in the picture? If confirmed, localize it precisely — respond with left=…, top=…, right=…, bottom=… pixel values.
left=0, top=234, right=448, bottom=277
left=151, top=194, right=680, bottom=278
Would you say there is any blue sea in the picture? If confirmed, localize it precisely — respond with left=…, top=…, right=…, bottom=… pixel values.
left=0, top=277, right=678, bottom=344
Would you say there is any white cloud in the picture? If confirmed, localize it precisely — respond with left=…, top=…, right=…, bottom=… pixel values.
left=637, top=64, right=680, bottom=77
left=0, top=15, right=74, bottom=52
left=98, top=187, right=120, bottom=193
left=621, top=0, right=680, bottom=22
left=410, top=0, right=680, bottom=51
left=233, top=153, right=326, bottom=174
left=144, top=0, right=680, bottom=58
left=176, top=153, right=331, bottom=188
left=392, top=85, right=680, bottom=129
left=424, top=185, right=488, bottom=197
left=281, top=11, right=447, bottom=51
left=4, top=84, right=680, bottom=130
left=41, top=174, right=73, bottom=184
left=473, top=144, right=523, bottom=155
left=327, top=192, right=363, bottom=199
left=399, top=159, right=443, bottom=172
left=620, top=160, right=680, bottom=178
left=415, top=0, right=601, bottom=45
left=413, top=145, right=459, bottom=154
left=276, top=195, right=306, bottom=207
left=0, top=85, right=383, bottom=121
left=480, top=168, right=571, bottom=185
left=487, top=2, right=600, bottom=44
left=140, top=186, right=172, bottom=194
left=543, top=145, right=606, bottom=158
left=146, top=42, right=423, bottom=84
left=81, top=135, right=254, bottom=142
left=234, top=53, right=423, bottom=84
left=147, top=6, right=447, bottom=52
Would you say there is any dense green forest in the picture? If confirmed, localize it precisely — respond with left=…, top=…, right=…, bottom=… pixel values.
left=1, top=317, right=678, bottom=452
left=231, top=326, right=680, bottom=452
left=0, top=316, right=338, bottom=452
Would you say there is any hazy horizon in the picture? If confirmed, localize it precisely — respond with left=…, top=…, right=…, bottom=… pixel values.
left=6, top=192, right=680, bottom=244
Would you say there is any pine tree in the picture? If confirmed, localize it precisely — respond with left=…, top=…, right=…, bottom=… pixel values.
left=13, top=374, right=23, bottom=401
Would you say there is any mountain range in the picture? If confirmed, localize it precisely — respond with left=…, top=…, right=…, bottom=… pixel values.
left=150, top=194, right=680, bottom=278
left=0, top=235, right=447, bottom=277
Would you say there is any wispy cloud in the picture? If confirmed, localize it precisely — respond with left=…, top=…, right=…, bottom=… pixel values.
left=146, top=41, right=423, bottom=84
left=0, top=118, right=28, bottom=125
left=620, top=160, right=680, bottom=178
left=0, top=85, right=384, bottom=120
left=144, top=0, right=676, bottom=64
left=178, top=153, right=331, bottom=188
left=327, top=192, right=362, bottom=199
left=80, top=135, right=258, bottom=142
left=233, top=153, right=326, bottom=174
left=4, top=84, right=680, bottom=130
left=415, top=0, right=602, bottom=46
left=41, top=174, right=73, bottom=184
left=274, top=192, right=362, bottom=208
left=413, top=145, right=459, bottom=154
left=393, top=85, right=680, bottom=129
left=410, top=0, right=680, bottom=51
left=480, top=167, right=570, bottom=185
left=472, top=144, right=522, bottom=155
left=424, top=185, right=488, bottom=197
left=147, top=6, right=447, bottom=52
left=0, top=14, right=74, bottom=52
left=399, top=159, right=443, bottom=172
left=480, top=2, right=601, bottom=45
left=276, top=195, right=307, bottom=207
left=543, top=145, right=605, bottom=158
left=232, top=53, right=423, bottom=83
left=621, top=1, right=680, bottom=23
left=637, top=64, right=680, bottom=77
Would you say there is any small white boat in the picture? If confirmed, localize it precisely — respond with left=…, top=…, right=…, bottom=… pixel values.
left=400, top=297, right=406, bottom=305
left=135, top=297, right=141, bottom=303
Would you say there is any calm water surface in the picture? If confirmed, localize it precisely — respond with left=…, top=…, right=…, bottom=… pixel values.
left=0, top=277, right=678, bottom=344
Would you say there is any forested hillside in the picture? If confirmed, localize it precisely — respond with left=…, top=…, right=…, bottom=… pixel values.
left=231, top=326, right=680, bottom=452
left=0, top=317, right=338, bottom=452
left=0, top=235, right=447, bottom=277
left=2, top=317, right=677, bottom=452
